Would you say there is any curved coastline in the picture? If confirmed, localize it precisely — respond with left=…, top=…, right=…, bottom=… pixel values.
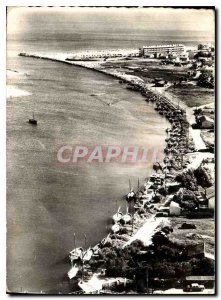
left=19, top=52, right=145, bottom=86
left=18, top=52, right=205, bottom=293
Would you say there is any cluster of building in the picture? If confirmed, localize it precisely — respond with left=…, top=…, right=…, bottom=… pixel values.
left=139, top=44, right=190, bottom=66
left=187, top=44, right=215, bottom=84
left=65, top=44, right=215, bottom=81
left=139, top=44, right=185, bottom=58
left=67, top=49, right=140, bottom=60
left=139, top=43, right=214, bottom=72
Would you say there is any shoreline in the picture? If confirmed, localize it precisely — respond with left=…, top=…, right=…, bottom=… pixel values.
left=19, top=52, right=214, bottom=294
left=18, top=52, right=145, bottom=86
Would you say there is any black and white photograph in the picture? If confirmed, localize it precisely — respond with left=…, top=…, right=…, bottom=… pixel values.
left=5, top=4, right=216, bottom=295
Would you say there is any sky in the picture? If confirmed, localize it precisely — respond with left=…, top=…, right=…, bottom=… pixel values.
left=7, top=7, right=215, bottom=36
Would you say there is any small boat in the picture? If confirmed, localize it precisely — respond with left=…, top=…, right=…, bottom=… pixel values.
left=122, top=208, right=132, bottom=224
left=126, top=190, right=135, bottom=201
left=100, top=233, right=112, bottom=247
left=68, top=264, right=79, bottom=279
left=134, top=199, right=150, bottom=210
left=112, top=207, right=122, bottom=223
left=83, top=247, right=94, bottom=262
left=144, top=182, right=152, bottom=190
left=141, top=189, right=154, bottom=199
left=69, top=247, right=83, bottom=262
left=111, top=223, right=120, bottom=233
left=29, top=113, right=37, bottom=125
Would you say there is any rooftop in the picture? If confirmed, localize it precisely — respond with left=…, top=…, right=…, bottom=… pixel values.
left=186, top=276, right=215, bottom=281
left=143, top=44, right=185, bottom=48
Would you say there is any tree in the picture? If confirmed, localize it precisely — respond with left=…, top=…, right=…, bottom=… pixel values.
left=194, top=167, right=212, bottom=192
left=152, top=232, right=170, bottom=247
left=198, top=71, right=214, bottom=88
left=175, top=170, right=198, bottom=191
left=154, top=261, right=176, bottom=279
left=174, top=261, right=192, bottom=278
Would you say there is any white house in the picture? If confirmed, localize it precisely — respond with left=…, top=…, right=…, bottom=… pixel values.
left=208, top=197, right=215, bottom=209
left=206, top=186, right=215, bottom=210
left=169, top=201, right=181, bottom=216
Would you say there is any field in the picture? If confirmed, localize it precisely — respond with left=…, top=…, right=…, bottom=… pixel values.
left=166, top=84, right=215, bottom=108
left=134, top=65, right=188, bottom=82
left=169, top=217, right=215, bottom=255
left=102, top=59, right=188, bottom=82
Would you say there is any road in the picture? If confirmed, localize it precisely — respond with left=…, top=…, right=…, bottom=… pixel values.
left=186, top=152, right=214, bottom=170
left=123, top=216, right=169, bottom=247
left=153, top=288, right=215, bottom=294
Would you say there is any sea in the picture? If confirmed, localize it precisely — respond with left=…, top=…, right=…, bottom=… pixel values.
left=6, top=8, right=214, bottom=294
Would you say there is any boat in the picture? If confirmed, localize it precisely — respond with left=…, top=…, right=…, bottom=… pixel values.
left=69, top=247, right=84, bottom=262
left=100, top=233, right=112, bottom=247
left=112, top=207, right=122, bottom=223
left=134, top=199, right=150, bottom=210
left=82, top=247, right=94, bottom=262
left=122, top=208, right=132, bottom=224
left=143, top=182, right=152, bottom=190
left=126, top=190, right=135, bottom=201
left=68, top=264, right=79, bottom=279
left=111, top=223, right=121, bottom=233
left=141, top=189, right=154, bottom=199
left=28, top=113, right=37, bottom=125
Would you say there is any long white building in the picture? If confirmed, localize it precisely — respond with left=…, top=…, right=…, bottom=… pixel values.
left=140, top=44, right=185, bottom=56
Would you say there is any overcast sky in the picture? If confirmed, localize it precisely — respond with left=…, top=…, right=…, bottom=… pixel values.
left=7, top=7, right=215, bottom=36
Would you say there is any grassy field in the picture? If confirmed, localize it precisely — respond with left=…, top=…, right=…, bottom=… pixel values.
left=166, top=84, right=214, bottom=107
left=169, top=217, right=215, bottom=255
left=134, top=65, right=188, bottom=82
left=103, top=59, right=188, bottom=82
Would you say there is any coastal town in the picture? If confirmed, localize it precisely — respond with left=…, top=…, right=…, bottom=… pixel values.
left=19, top=41, right=215, bottom=294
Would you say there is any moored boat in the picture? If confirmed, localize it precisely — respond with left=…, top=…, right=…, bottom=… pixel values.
left=28, top=113, right=37, bottom=125
left=69, top=247, right=84, bottom=262
left=111, top=223, right=121, bottom=233
left=100, top=233, right=112, bottom=247
left=121, top=208, right=132, bottom=224
left=126, top=190, right=135, bottom=201
left=68, top=264, right=79, bottom=279
left=112, top=206, right=122, bottom=223
left=83, top=247, right=94, bottom=262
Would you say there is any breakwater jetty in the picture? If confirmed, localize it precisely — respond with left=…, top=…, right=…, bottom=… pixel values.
left=19, top=52, right=145, bottom=86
